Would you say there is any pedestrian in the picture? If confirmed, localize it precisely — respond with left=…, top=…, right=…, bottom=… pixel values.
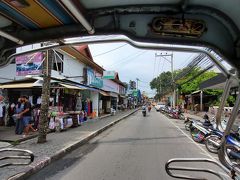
left=15, top=98, right=24, bottom=134
left=0, top=96, right=6, bottom=126
left=7, top=103, right=16, bottom=126
left=18, top=96, right=36, bottom=137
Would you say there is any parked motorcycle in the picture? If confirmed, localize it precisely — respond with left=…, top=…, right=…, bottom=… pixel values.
left=205, top=127, right=240, bottom=154
left=168, top=108, right=185, bottom=120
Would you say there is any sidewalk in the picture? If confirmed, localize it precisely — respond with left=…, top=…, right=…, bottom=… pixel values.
left=0, top=109, right=138, bottom=180
left=183, top=110, right=233, bottom=122
left=0, top=114, right=113, bottom=144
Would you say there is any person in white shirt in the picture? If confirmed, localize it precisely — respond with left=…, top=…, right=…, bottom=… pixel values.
left=0, top=96, right=5, bottom=126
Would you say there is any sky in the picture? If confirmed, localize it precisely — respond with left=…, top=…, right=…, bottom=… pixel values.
left=88, top=42, right=199, bottom=97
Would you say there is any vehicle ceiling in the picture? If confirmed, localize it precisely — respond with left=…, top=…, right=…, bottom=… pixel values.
left=0, top=0, right=239, bottom=70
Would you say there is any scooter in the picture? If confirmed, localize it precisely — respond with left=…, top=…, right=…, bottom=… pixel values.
left=142, top=106, right=147, bottom=117
left=189, top=120, right=214, bottom=143
left=148, top=106, right=151, bottom=112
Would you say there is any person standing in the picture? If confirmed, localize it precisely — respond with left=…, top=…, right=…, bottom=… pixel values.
left=15, top=98, right=24, bottom=134
left=7, top=103, right=16, bottom=126
left=18, top=96, right=36, bottom=137
left=0, top=96, right=6, bottom=126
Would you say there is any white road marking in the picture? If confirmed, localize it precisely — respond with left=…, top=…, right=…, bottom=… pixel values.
left=164, top=115, right=216, bottom=160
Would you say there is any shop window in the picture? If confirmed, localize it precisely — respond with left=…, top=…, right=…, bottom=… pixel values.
left=53, top=51, right=63, bottom=73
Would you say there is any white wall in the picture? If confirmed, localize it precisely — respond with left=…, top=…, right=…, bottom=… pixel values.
left=91, top=91, right=99, bottom=117
left=62, top=54, right=85, bottom=84
left=0, top=64, right=24, bottom=83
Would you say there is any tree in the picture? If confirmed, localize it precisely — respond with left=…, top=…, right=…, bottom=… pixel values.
left=150, top=68, right=221, bottom=101
left=176, top=68, right=218, bottom=94
left=150, top=71, right=174, bottom=99
left=37, top=50, right=53, bottom=143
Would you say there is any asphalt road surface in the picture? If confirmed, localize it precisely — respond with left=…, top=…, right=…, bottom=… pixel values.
left=28, top=110, right=230, bottom=180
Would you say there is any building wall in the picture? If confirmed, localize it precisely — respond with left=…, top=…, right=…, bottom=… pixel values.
left=62, top=53, right=85, bottom=84
left=90, top=91, right=99, bottom=117
left=102, top=79, right=119, bottom=93
left=0, top=64, right=25, bottom=83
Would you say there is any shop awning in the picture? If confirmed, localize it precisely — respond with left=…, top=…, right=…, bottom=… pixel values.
left=0, top=80, right=43, bottom=89
left=200, top=73, right=238, bottom=90
left=0, top=83, right=35, bottom=89
left=59, top=83, right=86, bottom=90
left=109, top=92, right=119, bottom=98
left=99, top=90, right=110, bottom=96
left=120, top=95, right=126, bottom=98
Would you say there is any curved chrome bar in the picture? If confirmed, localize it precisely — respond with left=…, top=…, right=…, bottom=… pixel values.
left=165, top=158, right=236, bottom=180
left=0, top=148, right=34, bottom=168
left=1, top=34, right=238, bottom=172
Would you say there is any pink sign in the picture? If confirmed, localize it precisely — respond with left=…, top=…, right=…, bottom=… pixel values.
left=16, top=52, right=44, bottom=76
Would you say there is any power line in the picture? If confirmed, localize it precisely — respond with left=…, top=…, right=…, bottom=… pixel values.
left=93, top=44, right=127, bottom=57
left=112, top=51, right=147, bottom=68
left=108, top=50, right=143, bottom=67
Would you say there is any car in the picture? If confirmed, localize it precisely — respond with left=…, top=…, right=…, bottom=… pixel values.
left=155, top=102, right=165, bottom=111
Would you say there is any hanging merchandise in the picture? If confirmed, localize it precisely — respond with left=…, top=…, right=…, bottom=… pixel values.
left=77, top=114, right=81, bottom=125
left=75, top=95, right=82, bottom=111
left=66, top=117, right=73, bottom=128
left=85, top=100, right=88, bottom=114
left=88, top=100, right=91, bottom=115
left=48, top=117, right=55, bottom=130
left=37, top=96, right=42, bottom=105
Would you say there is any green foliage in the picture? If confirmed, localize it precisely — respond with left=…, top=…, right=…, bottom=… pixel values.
left=227, top=95, right=235, bottom=107
left=177, top=68, right=218, bottom=94
left=150, top=67, right=221, bottom=100
left=150, top=71, right=174, bottom=98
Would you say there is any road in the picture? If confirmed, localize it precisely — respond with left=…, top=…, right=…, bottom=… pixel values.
left=28, top=110, right=229, bottom=180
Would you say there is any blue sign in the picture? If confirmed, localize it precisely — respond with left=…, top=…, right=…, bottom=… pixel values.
left=87, top=68, right=103, bottom=88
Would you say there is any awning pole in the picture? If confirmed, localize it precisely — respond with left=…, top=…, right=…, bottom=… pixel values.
left=200, top=90, right=203, bottom=111
left=215, top=77, right=232, bottom=131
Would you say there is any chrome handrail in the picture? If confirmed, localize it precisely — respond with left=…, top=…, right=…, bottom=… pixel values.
left=165, top=158, right=237, bottom=180
left=0, top=148, right=34, bottom=168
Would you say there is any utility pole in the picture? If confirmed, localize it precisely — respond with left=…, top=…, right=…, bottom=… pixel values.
left=155, top=52, right=174, bottom=107
left=38, top=50, right=53, bottom=143
left=136, top=78, right=140, bottom=90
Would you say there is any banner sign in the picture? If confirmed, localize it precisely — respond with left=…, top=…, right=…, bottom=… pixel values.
left=87, top=68, right=103, bottom=88
left=103, top=71, right=116, bottom=79
left=16, top=52, right=44, bottom=76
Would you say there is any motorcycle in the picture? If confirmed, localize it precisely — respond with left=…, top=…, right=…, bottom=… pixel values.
left=168, top=108, right=185, bottom=120
left=189, top=120, right=214, bottom=143
left=205, top=127, right=240, bottom=154
left=142, top=106, right=147, bottom=117
left=148, top=106, right=151, bottom=112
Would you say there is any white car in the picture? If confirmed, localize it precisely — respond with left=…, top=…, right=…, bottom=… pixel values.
left=155, top=103, right=165, bottom=111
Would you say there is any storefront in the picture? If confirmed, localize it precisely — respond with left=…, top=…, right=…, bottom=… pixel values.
left=85, top=67, right=104, bottom=117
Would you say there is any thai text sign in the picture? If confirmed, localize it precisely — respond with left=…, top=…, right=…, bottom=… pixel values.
left=16, top=52, right=44, bottom=76
left=103, top=71, right=116, bottom=79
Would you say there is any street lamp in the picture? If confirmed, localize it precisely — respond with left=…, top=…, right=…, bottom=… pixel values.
left=155, top=52, right=175, bottom=107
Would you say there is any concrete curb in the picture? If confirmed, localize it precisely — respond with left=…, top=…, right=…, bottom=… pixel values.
left=10, top=109, right=139, bottom=180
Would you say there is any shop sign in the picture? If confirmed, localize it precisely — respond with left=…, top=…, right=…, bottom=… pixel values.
left=16, top=52, right=44, bottom=76
left=102, top=79, right=119, bottom=93
left=133, top=90, right=138, bottom=97
left=103, top=71, right=116, bottom=79
left=87, top=68, right=103, bottom=88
